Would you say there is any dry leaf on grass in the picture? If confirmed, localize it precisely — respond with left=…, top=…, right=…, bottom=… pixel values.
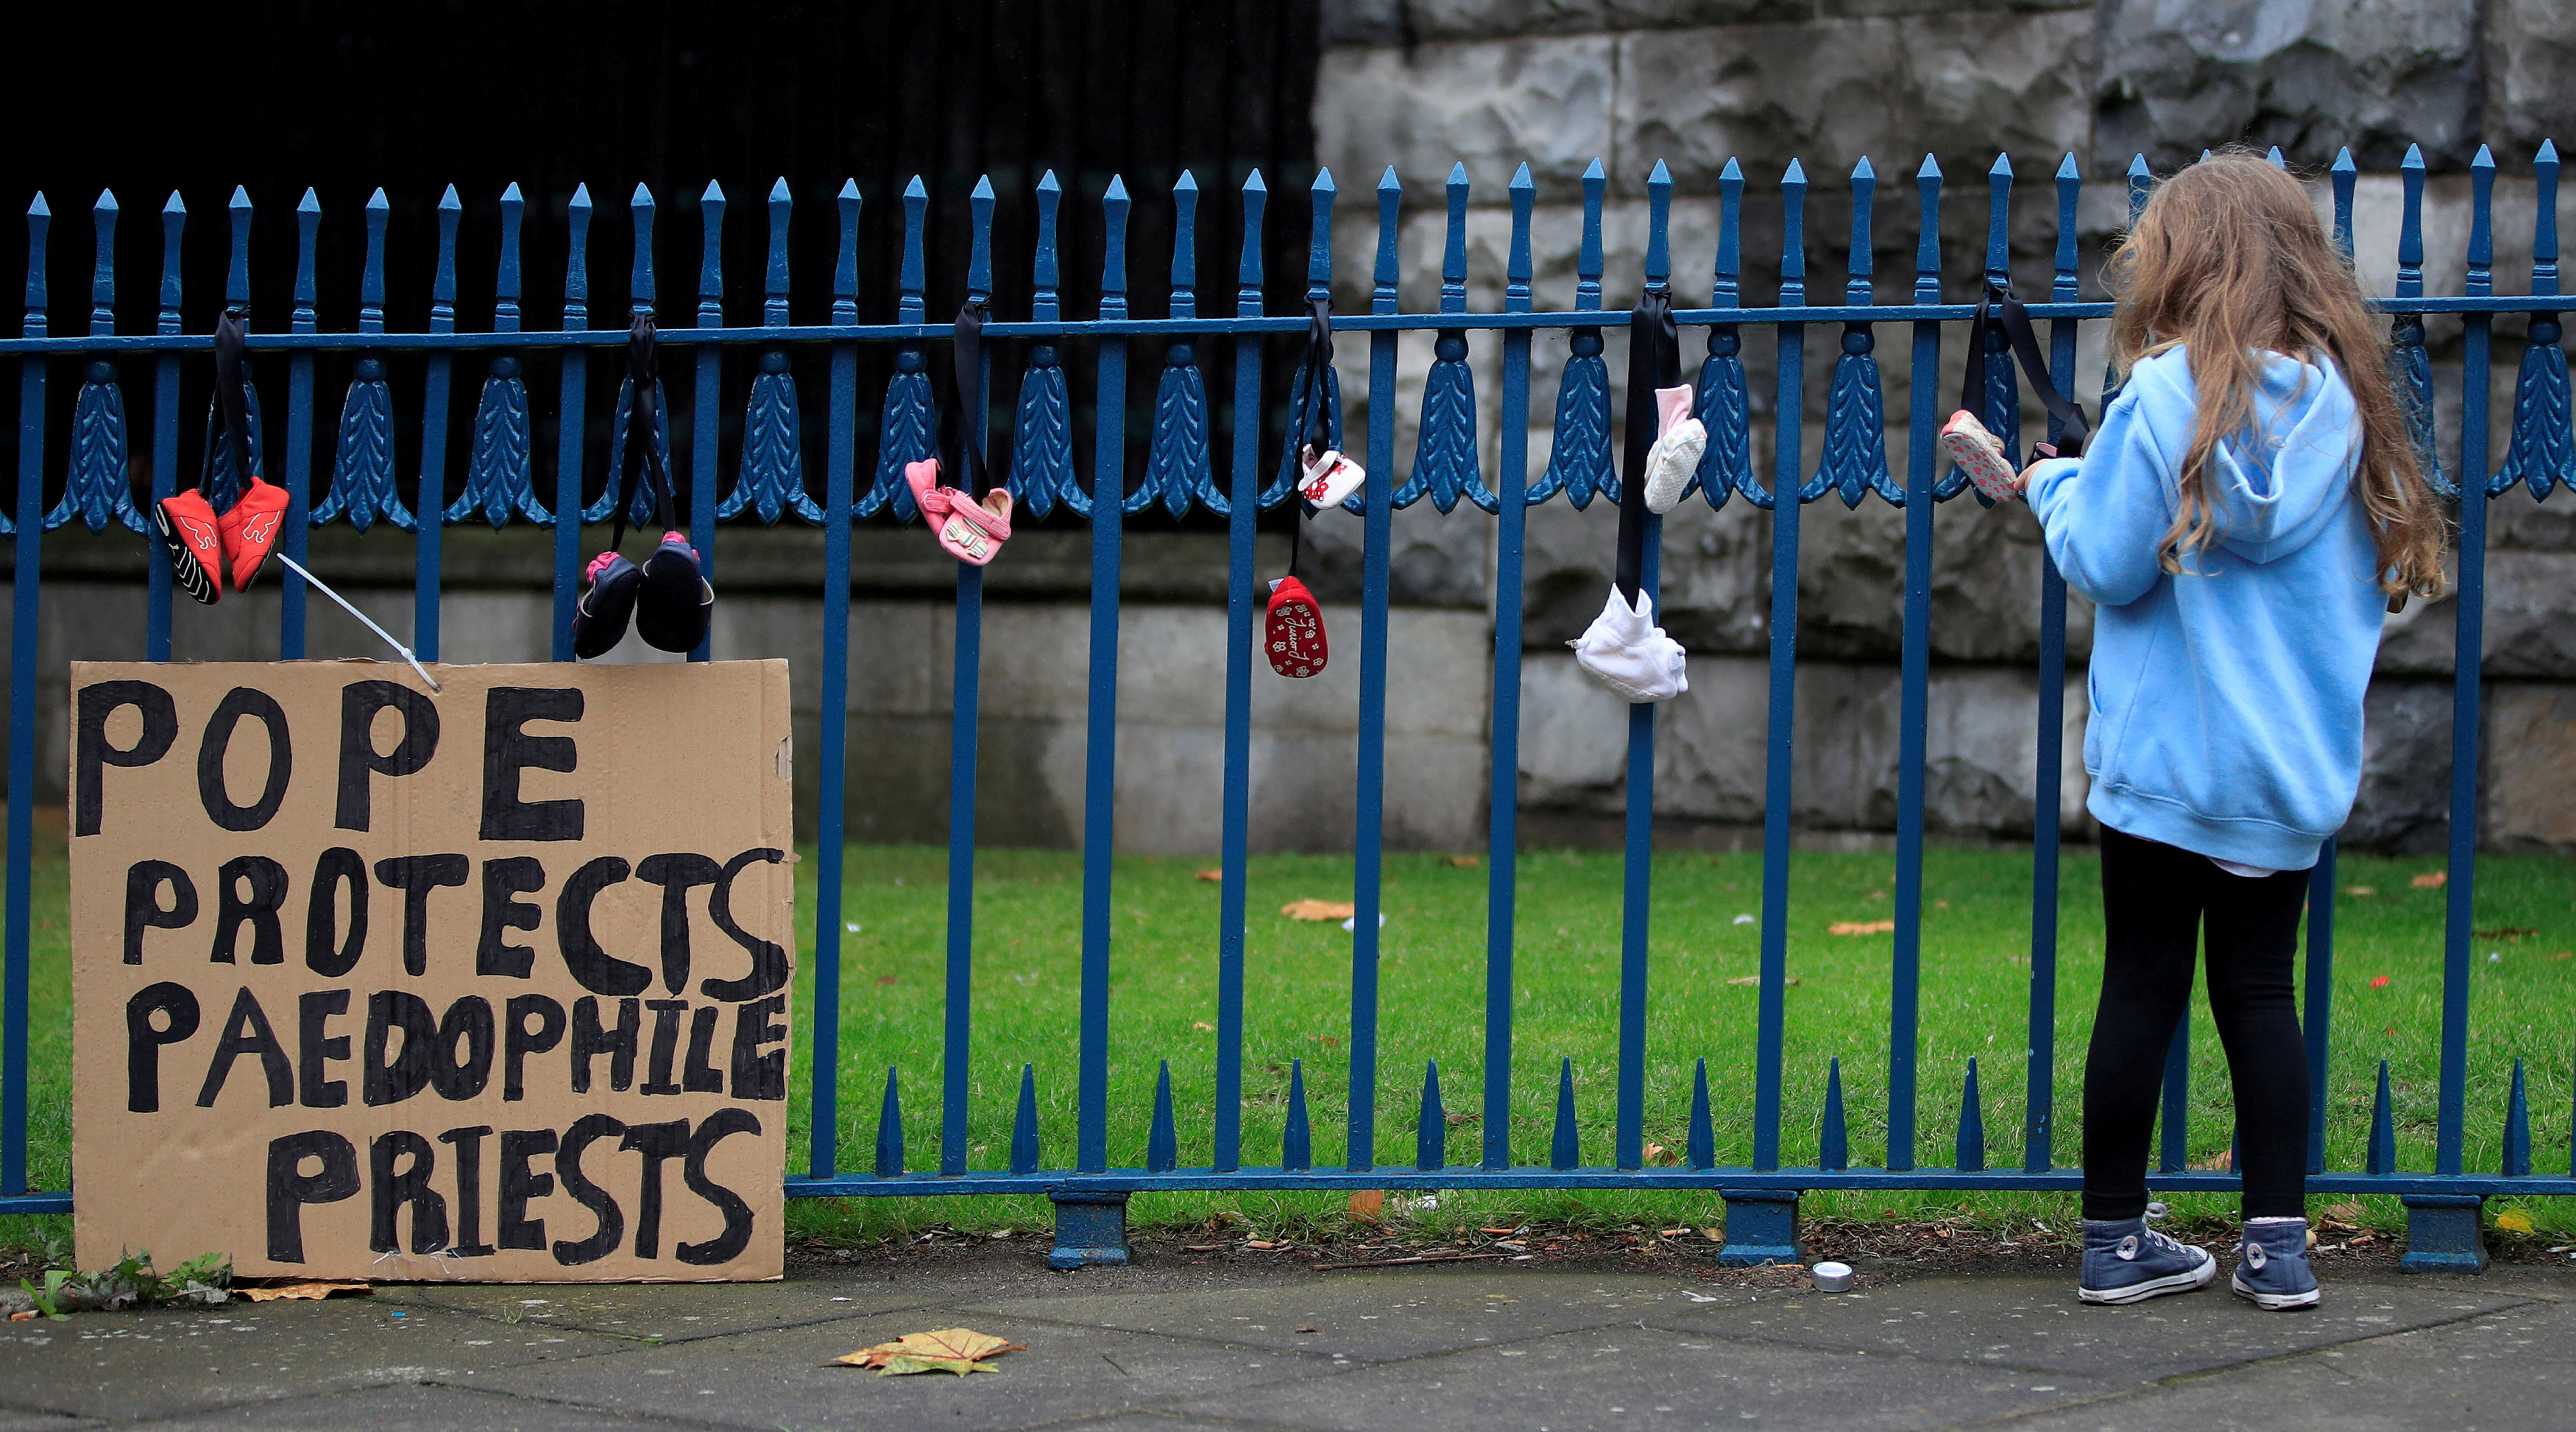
left=238, top=1282, right=370, bottom=1302
left=1448, top=856, right=1482, bottom=868
left=2495, top=1210, right=2537, bottom=1235
left=2411, top=871, right=2448, bottom=889
left=1192, top=1020, right=1214, bottom=1031
left=1828, top=920, right=1897, bottom=936
left=2324, top=1202, right=2366, bottom=1224
left=826, top=1327, right=1025, bottom=1376
left=1727, top=976, right=1800, bottom=987
left=1282, top=900, right=1358, bottom=921
left=2187, top=1147, right=2234, bottom=1172
left=1347, top=1190, right=1386, bottom=1220
left=2475, top=926, right=2539, bottom=941
left=1195, top=869, right=1223, bottom=882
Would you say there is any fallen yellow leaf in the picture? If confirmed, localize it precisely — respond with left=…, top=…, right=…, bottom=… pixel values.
left=826, top=1327, right=1025, bottom=1372
left=1448, top=855, right=1482, bottom=868
left=2411, top=871, right=2448, bottom=889
left=1348, top=1191, right=1386, bottom=1220
left=1727, top=975, right=1800, bottom=987
left=1281, top=899, right=1357, bottom=921
left=1192, top=1020, right=1215, bottom=1031
left=1828, top=920, right=1897, bottom=936
left=2343, top=885, right=2377, bottom=897
left=238, top=1281, right=370, bottom=1302
left=2495, top=1210, right=2536, bottom=1235
left=1195, top=869, right=1223, bottom=882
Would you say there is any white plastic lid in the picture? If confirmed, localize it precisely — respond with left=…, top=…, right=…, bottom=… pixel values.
left=1811, top=1260, right=1854, bottom=1292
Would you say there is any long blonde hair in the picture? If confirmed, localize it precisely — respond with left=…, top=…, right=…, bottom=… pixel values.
left=2103, top=150, right=2446, bottom=595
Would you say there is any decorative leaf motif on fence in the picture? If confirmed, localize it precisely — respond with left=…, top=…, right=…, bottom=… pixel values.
left=1010, top=343, right=1078, bottom=519
left=49, top=360, right=140, bottom=532
left=2497, top=316, right=2573, bottom=500
left=1396, top=330, right=1488, bottom=513
left=866, top=346, right=935, bottom=521
left=722, top=348, right=824, bottom=524
left=1695, top=328, right=1759, bottom=509
left=585, top=373, right=670, bottom=525
left=2395, top=317, right=2452, bottom=498
left=1532, top=328, right=1616, bottom=508
left=450, top=355, right=547, bottom=528
left=197, top=380, right=266, bottom=514
left=1260, top=353, right=1342, bottom=509
left=1144, top=340, right=1211, bottom=517
left=1811, top=324, right=1900, bottom=508
left=314, top=356, right=413, bottom=532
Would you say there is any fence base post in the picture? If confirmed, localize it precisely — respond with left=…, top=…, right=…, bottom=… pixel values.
left=1717, top=1189, right=1802, bottom=1266
left=2398, top=1193, right=2488, bottom=1274
left=1047, top=1191, right=1131, bottom=1269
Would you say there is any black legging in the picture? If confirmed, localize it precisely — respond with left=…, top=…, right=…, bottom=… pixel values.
left=2082, top=827, right=2312, bottom=1221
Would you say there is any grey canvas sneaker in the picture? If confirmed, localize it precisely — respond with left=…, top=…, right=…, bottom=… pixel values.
left=2231, top=1218, right=2322, bottom=1310
left=2079, top=1202, right=2217, bottom=1305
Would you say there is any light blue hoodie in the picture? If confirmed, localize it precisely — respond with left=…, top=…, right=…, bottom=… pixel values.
left=2024, top=347, right=2386, bottom=871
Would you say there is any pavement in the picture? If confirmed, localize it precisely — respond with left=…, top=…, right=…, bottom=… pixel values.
left=3, top=1243, right=2572, bottom=1431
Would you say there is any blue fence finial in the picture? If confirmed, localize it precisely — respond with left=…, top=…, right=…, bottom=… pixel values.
left=833, top=180, right=860, bottom=321
left=1646, top=158, right=1672, bottom=288
left=899, top=177, right=928, bottom=323
left=292, top=188, right=319, bottom=332
left=630, top=182, right=657, bottom=311
left=565, top=183, right=592, bottom=308
left=1237, top=169, right=1264, bottom=291
left=1170, top=170, right=1197, bottom=300
left=159, top=191, right=185, bottom=319
left=1307, top=167, right=1335, bottom=294
left=361, top=188, right=389, bottom=330
left=88, top=190, right=116, bottom=331
left=1373, top=167, right=1401, bottom=312
left=226, top=186, right=251, bottom=306
left=1101, top=174, right=1130, bottom=299
left=2331, top=149, right=2357, bottom=260
left=698, top=180, right=726, bottom=323
left=763, top=178, right=790, bottom=324
left=968, top=174, right=997, bottom=303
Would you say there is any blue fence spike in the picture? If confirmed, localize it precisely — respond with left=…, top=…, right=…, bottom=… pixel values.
left=550, top=183, right=593, bottom=656
left=277, top=188, right=320, bottom=654
left=875, top=1067, right=904, bottom=1178
left=1283, top=1059, right=1311, bottom=1171
left=2396, top=145, right=2449, bottom=495
left=1147, top=1061, right=1178, bottom=1174
left=1751, top=156, right=1807, bottom=1174
left=862, top=177, right=936, bottom=522
left=414, top=186, right=459, bottom=652
left=458, top=182, right=545, bottom=528
left=1259, top=170, right=1342, bottom=508
left=2267, top=146, right=2287, bottom=169
left=698, top=180, right=726, bottom=321
left=1144, top=171, right=1211, bottom=517
left=1687, top=1058, right=1714, bottom=1169
left=1480, top=160, right=1535, bottom=1172
left=1889, top=152, right=1939, bottom=1174
left=726, top=178, right=823, bottom=525
left=1963, top=154, right=2017, bottom=507
left=588, top=184, right=668, bottom=527
left=51, top=191, right=135, bottom=535
left=316, top=188, right=410, bottom=532
left=1532, top=158, right=1614, bottom=507
left=2330, top=148, right=2357, bottom=260
left=1699, top=157, right=1756, bottom=509
left=1418, top=1060, right=1446, bottom=1171
left=225, top=185, right=251, bottom=306
left=1955, top=1058, right=1986, bottom=1172
left=2499, top=140, right=2570, bottom=501
left=1551, top=1058, right=1580, bottom=1171
left=834, top=180, right=860, bottom=322
left=1011, top=1064, right=1040, bottom=1174
left=2504, top=1059, right=2531, bottom=1177
left=1398, top=163, right=1487, bottom=513
left=1811, top=155, right=1896, bottom=508
left=1211, top=169, right=1264, bottom=1173
left=630, top=181, right=657, bottom=309
left=1012, top=170, right=1078, bottom=520
left=2368, top=1059, right=2397, bottom=1175
left=201, top=190, right=263, bottom=513
left=1644, top=158, right=1673, bottom=284
left=5, top=193, right=43, bottom=540
left=1820, top=1057, right=1848, bottom=1171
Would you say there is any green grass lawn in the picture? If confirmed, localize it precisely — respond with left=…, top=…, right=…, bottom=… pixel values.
left=6, top=815, right=2574, bottom=1255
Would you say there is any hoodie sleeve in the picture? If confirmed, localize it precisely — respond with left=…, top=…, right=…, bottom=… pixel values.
left=2025, top=370, right=2184, bottom=608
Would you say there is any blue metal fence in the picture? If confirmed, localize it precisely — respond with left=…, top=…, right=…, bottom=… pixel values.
left=5, top=141, right=2572, bottom=1271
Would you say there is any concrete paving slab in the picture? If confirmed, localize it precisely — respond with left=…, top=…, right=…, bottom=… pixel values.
left=0, top=1299, right=639, bottom=1424
left=2009, top=1294, right=2576, bottom=1431
left=468, top=1305, right=1348, bottom=1431
left=1643, top=1269, right=2538, bottom=1380
left=382, top=1273, right=930, bottom=1344
left=131, top=1383, right=657, bottom=1431
left=1170, top=1322, right=2118, bottom=1431
left=959, top=1269, right=1743, bottom=1361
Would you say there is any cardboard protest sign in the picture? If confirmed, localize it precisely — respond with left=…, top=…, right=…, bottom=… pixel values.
left=68, top=660, right=794, bottom=1282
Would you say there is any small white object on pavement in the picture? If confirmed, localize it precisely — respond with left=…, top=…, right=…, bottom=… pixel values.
left=1811, top=1261, right=1854, bottom=1293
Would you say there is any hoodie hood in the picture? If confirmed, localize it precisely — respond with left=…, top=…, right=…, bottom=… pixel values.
left=2152, top=348, right=2360, bottom=567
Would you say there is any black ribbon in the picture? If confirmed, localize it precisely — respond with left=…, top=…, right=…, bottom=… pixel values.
left=1962, top=281, right=2088, bottom=461
left=1616, top=288, right=1679, bottom=604
left=952, top=298, right=990, bottom=498
left=205, top=307, right=256, bottom=491
left=1286, top=294, right=1336, bottom=579
left=608, top=314, right=673, bottom=554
